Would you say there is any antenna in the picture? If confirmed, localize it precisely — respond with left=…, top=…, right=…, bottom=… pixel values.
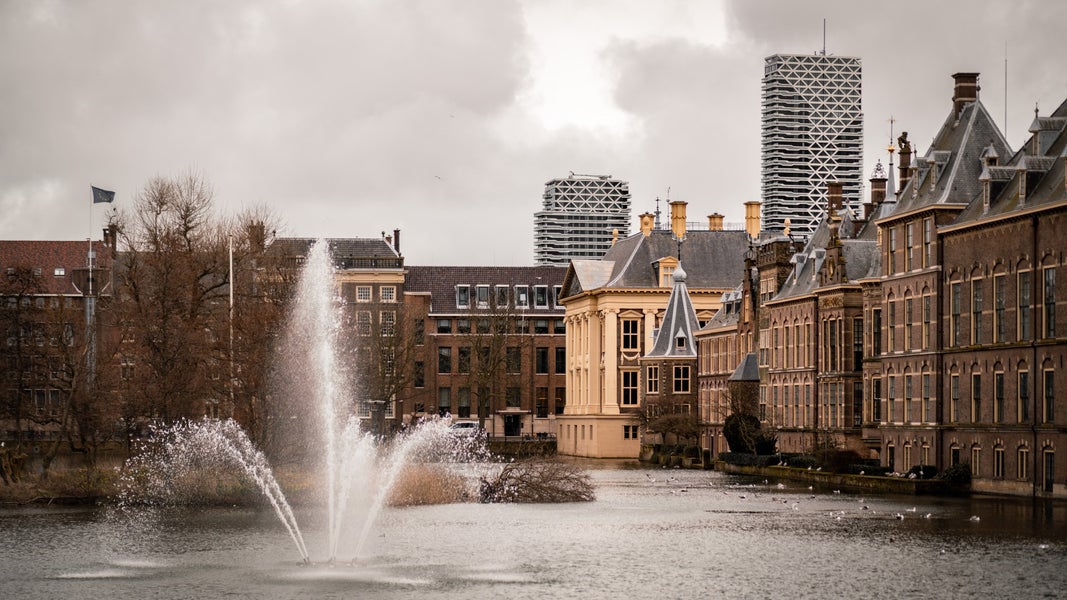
left=1004, top=42, right=1008, bottom=139
left=822, top=19, right=827, bottom=55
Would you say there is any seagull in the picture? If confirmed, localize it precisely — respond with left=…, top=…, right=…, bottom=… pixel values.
left=969, top=515, right=981, bottom=522
left=791, top=503, right=799, bottom=511
left=861, top=505, right=870, bottom=510
left=906, top=507, right=917, bottom=513
left=646, top=473, right=656, bottom=483
left=832, top=490, right=841, bottom=495
left=739, top=494, right=747, bottom=499
left=923, top=513, right=932, bottom=519
left=859, top=470, right=865, bottom=475
left=895, top=513, right=905, bottom=520
left=776, top=483, right=786, bottom=490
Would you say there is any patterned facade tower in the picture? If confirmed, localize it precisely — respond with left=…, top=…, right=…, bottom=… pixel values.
left=534, top=174, right=631, bottom=266
left=761, top=54, right=863, bottom=238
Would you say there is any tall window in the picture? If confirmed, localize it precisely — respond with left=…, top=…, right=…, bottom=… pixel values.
left=904, top=375, right=913, bottom=423
left=1018, top=371, right=1030, bottom=423
left=673, top=365, right=691, bottom=393
left=621, top=319, right=639, bottom=350
left=506, top=346, right=521, bottom=373
left=1018, top=447, right=1030, bottom=480
left=1043, top=267, right=1056, bottom=338
left=872, top=378, right=882, bottom=422
left=904, top=297, right=914, bottom=351
left=457, top=346, right=471, bottom=374
left=971, top=447, right=981, bottom=477
left=994, top=371, right=1005, bottom=423
left=457, top=388, right=471, bottom=418
left=514, top=285, right=529, bottom=308
left=536, top=388, right=548, bottom=418
left=971, top=279, right=983, bottom=345
left=852, top=318, right=863, bottom=368
left=951, top=282, right=962, bottom=346
left=950, top=374, right=960, bottom=423
left=534, top=285, right=549, bottom=308
left=888, top=228, right=897, bottom=274
left=646, top=365, right=659, bottom=394
left=887, top=375, right=896, bottom=422
left=380, top=286, right=396, bottom=303
left=971, top=373, right=981, bottom=423
left=994, top=447, right=1005, bottom=479
left=476, top=285, right=490, bottom=308
left=438, top=388, right=451, bottom=416
left=922, top=295, right=932, bottom=349
left=621, top=370, right=639, bottom=405
left=994, top=275, right=1006, bottom=343
left=438, top=347, right=452, bottom=374
left=922, top=373, right=931, bottom=423
left=1019, top=271, right=1032, bottom=340
left=828, top=320, right=838, bottom=370
left=905, top=222, right=914, bottom=271
left=555, top=347, right=566, bottom=374
left=535, top=347, right=549, bottom=374
left=495, top=285, right=509, bottom=308
left=888, top=301, right=896, bottom=352
left=923, top=217, right=933, bottom=268
left=872, top=309, right=882, bottom=356
left=1044, top=370, right=1055, bottom=423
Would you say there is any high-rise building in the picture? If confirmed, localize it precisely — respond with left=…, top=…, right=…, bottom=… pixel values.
left=534, top=174, right=631, bottom=266
left=761, top=53, right=863, bottom=237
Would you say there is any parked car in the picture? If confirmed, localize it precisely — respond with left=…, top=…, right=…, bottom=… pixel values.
left=449, top=421, right=482, bottom=435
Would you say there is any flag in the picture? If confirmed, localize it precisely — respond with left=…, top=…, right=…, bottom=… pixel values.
left=91, top=186, right=115, bottom=204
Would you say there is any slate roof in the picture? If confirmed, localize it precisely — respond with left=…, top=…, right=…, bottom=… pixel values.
left=892, top=100, right=1012, bottom=215
left=562, top=228, right=749, bottom=297
left=405, top=265, right=566, bottom=315
left=0, top=240, right=113, bottom=295
left=728, top=353, right=760, bottom=382
left=952, top=97, right=1067, bottom=227
left=644, top=265, right=700, bottom=358
left=701, top=285, right=744, bottom=331
left=266, top=237, right=400, bottom=260
left=771, top=208, right=879, bottom=302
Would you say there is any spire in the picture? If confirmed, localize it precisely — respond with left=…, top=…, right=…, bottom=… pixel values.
left=644, top=260, right=700, bottom=358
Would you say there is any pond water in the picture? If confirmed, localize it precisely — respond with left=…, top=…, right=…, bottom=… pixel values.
left=2, top=463, right=1065, bottom=599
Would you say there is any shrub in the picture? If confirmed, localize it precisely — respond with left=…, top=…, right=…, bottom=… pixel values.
left=937, top=463, right=972, bottom=484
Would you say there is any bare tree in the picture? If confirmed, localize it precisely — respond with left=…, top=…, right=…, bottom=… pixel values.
left=462, top=296, right=525, bottom=431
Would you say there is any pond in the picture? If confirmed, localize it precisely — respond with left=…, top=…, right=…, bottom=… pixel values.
left=2, top=463, right=1065, bottom=599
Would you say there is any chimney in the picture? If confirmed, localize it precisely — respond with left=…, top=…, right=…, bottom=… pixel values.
left=897, top=131, right=912, bottom=196
left=669, top=200, right=688, bottom=239
left=744, top=201, right=761, bottom=238
left=707, top=213, right=724, bottom=231
left=827, top=181, right=844, bottom=213
left=639, top=212, right=655, bottom=237
left=248, top=221, right=266, bottom=253
left=392, top=228, right=401, bottom=254
left=868, top=162, right=887, bottom=219
left=611, top=228, right=619, bottom=246
left=952, top=72, right=980, bottom=122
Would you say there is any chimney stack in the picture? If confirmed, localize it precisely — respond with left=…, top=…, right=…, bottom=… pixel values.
left=639, top=212, right=655, bottom=237
left=952, top=72, right=980, bottom=122
left=393, top=228, right=401, bottom=254
left=669, top=200, right=688, bottom=240
left=827, top=181, right=843, bottom=214
left=744, top=201, right=761, bottom=238
left=707, top=213, right=724, bottom=231
left=897, top=131, right=912, bottom=196
left=867, top=162, right=888, bottom=220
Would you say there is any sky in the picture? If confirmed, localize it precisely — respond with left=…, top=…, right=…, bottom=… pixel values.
left=2, top=0, right=1066, bottom=266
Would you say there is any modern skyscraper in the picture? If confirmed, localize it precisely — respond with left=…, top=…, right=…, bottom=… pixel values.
left=534, top=173, right=631, bottom=266
left=761, top=53, right=863, bottom=237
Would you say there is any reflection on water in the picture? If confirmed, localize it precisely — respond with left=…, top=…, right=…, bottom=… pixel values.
left=2, top=466, right=1065, bottom=599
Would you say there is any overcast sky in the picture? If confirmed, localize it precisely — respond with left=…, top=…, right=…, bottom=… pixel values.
left=3, top=0, right=1065, bottom=265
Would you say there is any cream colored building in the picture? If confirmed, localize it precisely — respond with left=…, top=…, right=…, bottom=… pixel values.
left=557, top=202, right=756, bottom=457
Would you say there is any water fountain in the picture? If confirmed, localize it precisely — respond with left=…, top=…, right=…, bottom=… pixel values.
left=120, top=239, right=487, bottom=564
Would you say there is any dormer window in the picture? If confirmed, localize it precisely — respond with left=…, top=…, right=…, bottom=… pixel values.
left=54, top=267, right=65, bottom=277
left=456, top=285, right=470, bottom=308
left=476, top=285, right=490, bottom=308
left=675, top=336, right=687, bottom=350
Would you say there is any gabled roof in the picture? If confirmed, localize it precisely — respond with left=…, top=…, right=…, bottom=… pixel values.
left=404, top=265, right=566, bottom=315
left=561, top=228, right=749, bottom=297
left=892, top=100, right=1012, bottom=215
left=266, top=237, right=400, bottom=261
left=728, top=353, right=760, bottom=382
left=771, top=209, right=876, bottom=301
left=644, top=264, right=700, bottom=359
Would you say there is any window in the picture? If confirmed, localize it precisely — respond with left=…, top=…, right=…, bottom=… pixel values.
left=623, top=424, right=639, bottom=439
left=904, top=298, right=914, bottom=351
left=456, top=285, right=470, bottom=308
left=646, top=365, right=659, bottom=394
left=852, top=318, right=863, bottom=368
left=971, top=373, right=981, bottom=423
left=1019, top=272, right=1032, bottom=340
left=971, top=447, right=981, bottom=477
left=922, top=295, right=932, bottom=349
left=507, top=387, right=522, bottom=408
left=534, top=319, right=549, bottom=334
left=923, top=217, right=933, bottom=267
left=553, top=285, right=563, bottom=307
left=437, top=319, right=451, bottom=334
left=904, top=374, right=913, bottom=423
left=1018, top=372, right=1030, bottom=423
left=534, top=285, right=549, bottom=308
left=622, top=319, right=639, bottom=350
left=660, top=265, right=675, bottom=287
left=476, top=285, right=490, bottom=308
left=994, top=371, right=1005, bottom=423
left=1043, top=267, right=1056, bottom=338
left=872, top=378, right=882, bottom=422
left=972, top=280, right=983, bottom=345
left=872, top=309, right=882, bottom=356
left=476, top=318, right=490, bottom=334
left=414, top=362, right=424, bottom=388
left=380, top=286, right=396, bottom=303
left=536, top=387, right=548, bottom=418
left=673, top=365, right=691, bottom=393
left=888, top=301, right=896, bottom=352
left=438, top=388, right=451, bottom=417
left=951, top=282, right=962, bottom=346
left=621, top=370, right=638, bottom=405
left=457, top=387, right=471, bottom=418
left=495, top=285, right=509, bottom=308
left=457, top=347, right=471, bottom=373
left=357, top=311, right=371, bottom=336
left=438, top=347, right=452, bottom=374
left=506, top=346, right=521, bottom=373
left=1018, top=447, right=1030, bottom=480
left=120, top=359, right=135, bottom=381
left=380, top=311, right=395, bottom=336
left=1043, top=370, right=1055, bottom=423
left=555, top=347, right=566, bottom=374
left=356, top=286, right=372, bottom=302
left=535, top=347, right=549, bottom=374
left=456, top=318, right=471, bottom=334
left=414, top=319, right=424, bottom=345
left=54, top=267, right=66, bottom=277
left=555, top=387, right=566, bottom=415
left=994, top=275, right=1006, bottom=342
left=888, top=227, right=897, bottom=274
left=514, top=285, right=529, bottom=308
left=922, top=373, right=931, bottom=423
left=950, top=374, right=960, bottom=423
left=887, top=375, right=896, bottom=422
left=905, top=222, right=914, bottom=271
left=554, top=319, right=565, bottom=334
left=994, top=447, right=1005, bottom=479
